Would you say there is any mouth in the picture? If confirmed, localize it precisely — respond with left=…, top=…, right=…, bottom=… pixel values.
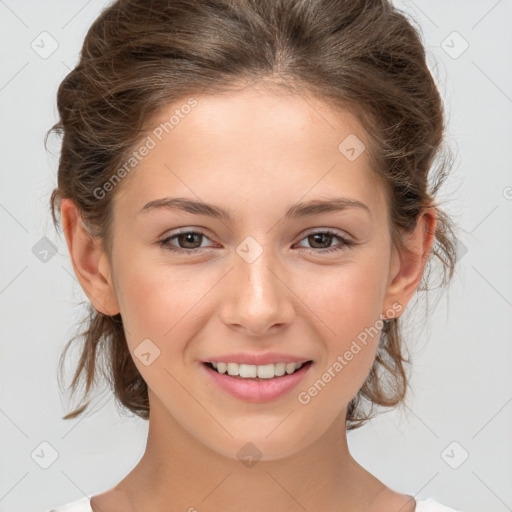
left=201, top=360, right=314, bottom=402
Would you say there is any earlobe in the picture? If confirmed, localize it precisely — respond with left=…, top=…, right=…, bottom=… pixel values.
left=383, top=208, right=437, bottom=315
left=60, top=198, right=120, bottom=316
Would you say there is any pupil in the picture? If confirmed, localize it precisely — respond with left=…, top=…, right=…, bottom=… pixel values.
left=180, top=233, right=200, bottom=248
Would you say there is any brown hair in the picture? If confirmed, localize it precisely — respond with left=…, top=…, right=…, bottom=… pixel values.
left=47, top=0, right=458, bottom=430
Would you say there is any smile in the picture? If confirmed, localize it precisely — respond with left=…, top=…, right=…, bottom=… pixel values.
left=202, top=360, right=313, bottom=402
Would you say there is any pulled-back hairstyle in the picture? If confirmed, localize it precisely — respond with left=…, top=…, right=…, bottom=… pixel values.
left=47, top=0, right=458, bottom=430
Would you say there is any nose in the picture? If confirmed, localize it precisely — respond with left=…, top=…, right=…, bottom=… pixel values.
left=219, top=245, right=295, bottom=337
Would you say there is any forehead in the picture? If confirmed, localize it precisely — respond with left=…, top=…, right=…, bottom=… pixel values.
left=112, top=85, right=387, bottom=220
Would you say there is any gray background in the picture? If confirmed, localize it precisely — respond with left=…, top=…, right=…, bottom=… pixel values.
left=1, top=1, right=511, bottom=511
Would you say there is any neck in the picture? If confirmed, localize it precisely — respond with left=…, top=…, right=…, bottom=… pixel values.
left=116, top=394, right=387, bottom=512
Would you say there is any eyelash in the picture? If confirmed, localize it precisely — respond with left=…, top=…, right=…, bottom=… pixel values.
left=157, top=229, right=355, bottom=255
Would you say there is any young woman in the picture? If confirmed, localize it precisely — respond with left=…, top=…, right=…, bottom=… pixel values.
left=45, top=0, right=462, bottom=510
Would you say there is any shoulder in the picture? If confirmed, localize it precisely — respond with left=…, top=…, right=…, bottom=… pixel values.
left=45, top=496, right=92, bottom=512
left=415, top=498, right=463, bottom=511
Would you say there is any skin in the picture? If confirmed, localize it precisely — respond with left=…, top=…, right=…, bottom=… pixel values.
left=61, top=82, right=436, bottom=512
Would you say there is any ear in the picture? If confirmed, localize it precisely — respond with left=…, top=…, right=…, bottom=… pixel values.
left=60, top=198, right=120, bottom=316
left=383, top=207, right=437, bottom=317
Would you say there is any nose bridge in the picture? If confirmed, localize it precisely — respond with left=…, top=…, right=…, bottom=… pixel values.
left=241, top=248, right=279, bottom=305
left=221, top=237, right=294, bottom=334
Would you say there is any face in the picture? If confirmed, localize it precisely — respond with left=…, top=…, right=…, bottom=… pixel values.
left=69, top=84, right=424, bottom=462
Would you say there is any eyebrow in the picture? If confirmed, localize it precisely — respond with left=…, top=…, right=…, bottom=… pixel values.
left=138, top=196, right=371, bottom=220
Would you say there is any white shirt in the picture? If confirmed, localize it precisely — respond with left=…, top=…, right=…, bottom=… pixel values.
left=46, top=496, right=463, bottom=511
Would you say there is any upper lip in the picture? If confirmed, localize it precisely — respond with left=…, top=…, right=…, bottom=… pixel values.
left=203, top=352, right=312, bottom=366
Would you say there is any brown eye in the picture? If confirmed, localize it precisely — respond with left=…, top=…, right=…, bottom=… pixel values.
left=307, top=232, right=335, bottom=249
left=158, top=230, right=215, bottom=254
left=175, top=232, right=204, bottom=249
left=296, top=230, right=355, bottom=254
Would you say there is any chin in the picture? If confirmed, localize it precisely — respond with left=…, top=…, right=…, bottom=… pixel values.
left=198, top=421, right=322, bottom=463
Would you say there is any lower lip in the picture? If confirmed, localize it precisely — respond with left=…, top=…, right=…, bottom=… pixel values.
left=201, top=362, right=313, bottom=403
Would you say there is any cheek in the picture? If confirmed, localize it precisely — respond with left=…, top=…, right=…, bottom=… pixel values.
left=293, top=259, right=387, bottom=402
left=299, top=256, right=388, bottom=342
left=114, top=256, right=209, bottom=337
left=113, top=264, right=202, bottom=398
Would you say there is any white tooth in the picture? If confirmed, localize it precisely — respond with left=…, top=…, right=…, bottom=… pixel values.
left=285, top=362, right=297, bottom=375
left=257, top=364, right=275, bottom=379
left=239, top=364, right=257, bottom=378
left=274, top=362, right=286, bottom=376
left=226, top=362, right=239, bottom=376
left=216, top=361, right=305, bottom=378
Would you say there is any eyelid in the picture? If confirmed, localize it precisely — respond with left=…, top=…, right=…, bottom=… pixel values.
left=159, top=226, right=352, bottom=244
left=299, top=226, right=353, bottom=241
left=159, top=226, right=216, bottom=240
left=161, top=227, right=217, bottom=242
left=158, top=226, right=356, bottom=255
